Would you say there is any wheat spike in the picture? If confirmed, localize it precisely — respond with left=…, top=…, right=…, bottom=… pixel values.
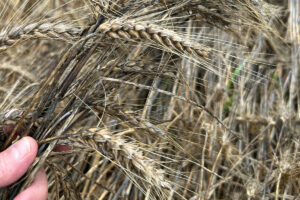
left=69, top=128, right=171, bottom=193
left=0, top=22, right=84, bottom=51
left=98, top=19, right=211, bottom=58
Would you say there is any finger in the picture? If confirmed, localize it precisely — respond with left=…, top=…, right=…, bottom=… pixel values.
left=14, top=169, right=48, bottom=200
left=0, top=137, right=38, bottom=188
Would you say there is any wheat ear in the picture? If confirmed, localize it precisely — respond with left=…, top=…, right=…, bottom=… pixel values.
left=98, top=19, right=211, bottom=58
left=0, top=22, right=84, bottom=51
left=69, top=128, right=171, bottom=191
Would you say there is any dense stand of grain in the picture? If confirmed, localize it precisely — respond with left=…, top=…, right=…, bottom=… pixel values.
left=0, top=0, right=299, bottom=200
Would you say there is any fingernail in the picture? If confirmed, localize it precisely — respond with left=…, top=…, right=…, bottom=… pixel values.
left=11, top=137, right=31, bottom=160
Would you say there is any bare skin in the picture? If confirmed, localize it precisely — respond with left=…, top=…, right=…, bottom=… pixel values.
left=0, top=137, right=48, bottom=200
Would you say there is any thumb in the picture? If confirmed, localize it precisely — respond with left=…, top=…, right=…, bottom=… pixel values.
left=0, top=137, right=38, bottom=187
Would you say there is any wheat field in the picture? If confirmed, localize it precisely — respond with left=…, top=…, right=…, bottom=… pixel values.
left=0, top=0, right=299, bottom=199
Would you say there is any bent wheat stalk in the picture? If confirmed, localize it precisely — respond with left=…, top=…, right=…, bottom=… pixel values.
left=1, top=19, right=211, bottom=60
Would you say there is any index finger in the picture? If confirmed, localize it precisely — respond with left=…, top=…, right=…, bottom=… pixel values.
left=0, top=137, right=38, bottom=188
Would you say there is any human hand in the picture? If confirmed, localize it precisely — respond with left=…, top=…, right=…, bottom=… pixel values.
left=0, top=137, right=48, bottom=200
